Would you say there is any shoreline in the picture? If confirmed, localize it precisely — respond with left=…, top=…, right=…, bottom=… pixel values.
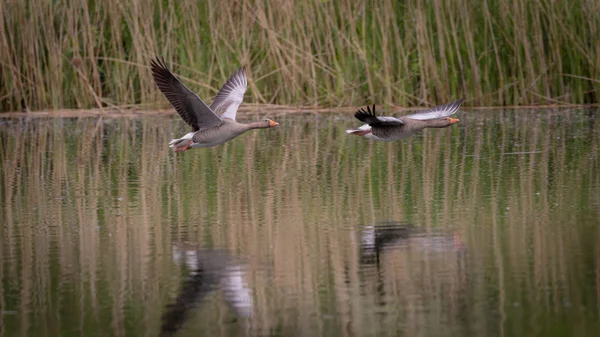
left=1, top=102, right=598, bottom=118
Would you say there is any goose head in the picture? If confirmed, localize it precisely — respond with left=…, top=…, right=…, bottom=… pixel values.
left=265, top=119, right=279, bottom=127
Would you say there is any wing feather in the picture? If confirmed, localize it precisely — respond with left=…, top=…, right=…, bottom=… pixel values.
left=403, top=98, right=464, bottom=121
left=354, top=104, right=404, bottom=126
left=209, top=66, right=248, bottom=121
left=151, top=57, right=222, bottom=131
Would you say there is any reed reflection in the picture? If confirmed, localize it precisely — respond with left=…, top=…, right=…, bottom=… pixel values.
left=0, top=109, right=599, bottom=337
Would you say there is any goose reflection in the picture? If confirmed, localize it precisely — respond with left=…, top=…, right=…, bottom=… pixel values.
left=161, top=243, right=253, bottom=336
left=359, top=221, right=466, bottom=266
left=359, top=221, right=410, bottom=265
left=359, top=221, right=468, bottom=312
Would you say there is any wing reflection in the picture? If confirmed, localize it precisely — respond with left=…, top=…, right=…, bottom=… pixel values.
left=359, top=221, right=411, bottom=265
left=358, top=221, right=468, bottom=309
left=161, top=243, right=253, bottom=336
left=359, top=221, right=466, bottom=266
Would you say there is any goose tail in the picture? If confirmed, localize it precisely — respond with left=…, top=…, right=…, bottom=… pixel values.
left=346, top=124, right=371, bottom=136
left=169, top=132, right=195, bottom=152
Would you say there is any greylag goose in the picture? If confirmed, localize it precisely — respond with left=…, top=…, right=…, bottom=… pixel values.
left=346, top=98, right=464, bottom=141
left=150, top=58, right=279, bottom=152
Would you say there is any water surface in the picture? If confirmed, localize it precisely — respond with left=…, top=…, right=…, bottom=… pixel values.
left=1, top=108, right=599, bottom=337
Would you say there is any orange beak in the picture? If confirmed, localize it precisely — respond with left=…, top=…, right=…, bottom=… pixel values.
left=269, top=120, right=279, bottom=127
left=449, top=117, right=460, bottom=124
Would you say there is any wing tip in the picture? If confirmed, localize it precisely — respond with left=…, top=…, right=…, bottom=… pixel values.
left=236, top=65, right=248, bottom=84
left=354, top=104, right=377, bottom=122
left=150, top=56, right=168, bottom=71
left=452, top=97, right=465, bottom=112
left=222, top=65, right=248, bottom=88
left=150, top=56, right=173, bottom=83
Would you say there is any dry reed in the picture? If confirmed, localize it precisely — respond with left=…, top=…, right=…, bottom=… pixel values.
left=1, top=0, right=599, bottom=113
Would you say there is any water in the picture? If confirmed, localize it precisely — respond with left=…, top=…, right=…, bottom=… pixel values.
left=0, top=108, right=599, bottom=337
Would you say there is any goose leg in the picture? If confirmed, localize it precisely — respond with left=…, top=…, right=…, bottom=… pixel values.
left=174, top=140, right=193, bottom=152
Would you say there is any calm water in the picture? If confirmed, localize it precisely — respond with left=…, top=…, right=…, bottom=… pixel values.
left=1, top=108, right=600, bottom=337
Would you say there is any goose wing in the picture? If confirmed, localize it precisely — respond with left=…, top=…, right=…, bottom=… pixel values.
left=403, top=98, right=464, bottom=121
left=151, top=57, right=222, bottom=131
left=354, top=105, right=404, bottom=126
left=209, top=66, right=248, bottom=121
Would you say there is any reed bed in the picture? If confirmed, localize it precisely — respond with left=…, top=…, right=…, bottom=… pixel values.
left=1, top=0, right=599, bottom=113
left=1, top=109, right=599, bottom=336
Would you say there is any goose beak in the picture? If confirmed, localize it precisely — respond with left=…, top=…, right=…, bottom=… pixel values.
left=449, top=118, right=460, bottom=124
left=269, top=120, right=279, bottom=127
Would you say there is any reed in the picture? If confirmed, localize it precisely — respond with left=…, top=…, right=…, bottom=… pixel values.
left=1, top=0, right=599, bottom=113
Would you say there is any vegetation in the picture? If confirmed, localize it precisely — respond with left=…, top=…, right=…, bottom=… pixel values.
left=1, top=0, right=599, bottom=112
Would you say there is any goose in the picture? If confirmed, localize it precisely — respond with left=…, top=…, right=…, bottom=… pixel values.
left=150, top=58, right=279, bottom=152
left=346, top=98, right=464, bottom=141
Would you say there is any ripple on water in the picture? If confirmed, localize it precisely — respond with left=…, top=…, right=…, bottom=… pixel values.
left=0, top=110, right=599, bottom=336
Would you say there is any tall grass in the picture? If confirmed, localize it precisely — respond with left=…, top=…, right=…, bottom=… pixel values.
left=1, top=0, right=599, bottom=112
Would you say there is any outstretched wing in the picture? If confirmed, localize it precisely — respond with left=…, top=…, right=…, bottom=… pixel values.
left=403, top=98, right=464, bottom=121
left=209, top=66, right=248, bottom=121
left=354, top=105, right=404, bottom=126
left=151, top=57, right=222, bottom=131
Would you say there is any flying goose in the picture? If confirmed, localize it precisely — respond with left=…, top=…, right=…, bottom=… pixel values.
left=150, top=58, right=279, bottom=152
left=346, top=98, right=464, bottom=141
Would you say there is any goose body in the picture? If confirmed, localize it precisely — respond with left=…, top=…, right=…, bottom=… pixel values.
left=347, top=98, right=464, bottom=141
left=150, top=58, right=278, bottom=152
